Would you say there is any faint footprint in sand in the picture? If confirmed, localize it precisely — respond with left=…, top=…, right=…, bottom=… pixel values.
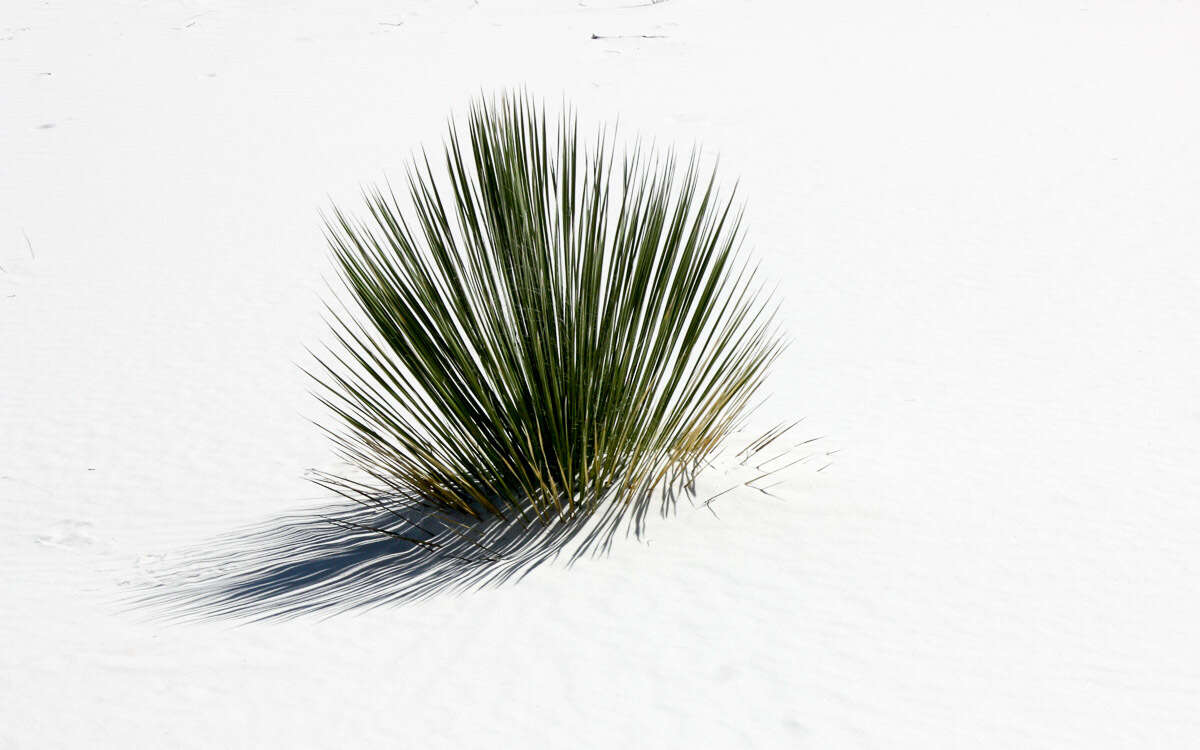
left=715, top=663, right=742, bottom=682
left=123, top=551, right=226, bottom=588
left=781, top=718, right=809, bottom=738
left=0, top=26, right=31, bottom=42
left=35, top=520, right=102, bottom=551
left=118, top=552, right=170, bottom=587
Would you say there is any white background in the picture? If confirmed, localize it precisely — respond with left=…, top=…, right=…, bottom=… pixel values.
left=2, top=1, right=1198, bottom=747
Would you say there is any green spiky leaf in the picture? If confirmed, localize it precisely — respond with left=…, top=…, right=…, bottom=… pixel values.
left=311, top=93, right=783, bottom=547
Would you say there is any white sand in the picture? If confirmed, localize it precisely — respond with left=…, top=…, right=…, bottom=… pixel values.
left=3, top=1, right=1199, bottom=746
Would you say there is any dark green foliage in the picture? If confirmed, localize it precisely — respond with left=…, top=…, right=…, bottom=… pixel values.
left=311, top=93, right=782, bottom=545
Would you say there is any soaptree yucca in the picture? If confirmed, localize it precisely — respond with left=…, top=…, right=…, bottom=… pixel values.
left=310, top=94, right=782, bottom=551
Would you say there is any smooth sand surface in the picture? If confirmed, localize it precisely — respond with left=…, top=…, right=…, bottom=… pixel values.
left=3, top=1, right=1198, bottom=746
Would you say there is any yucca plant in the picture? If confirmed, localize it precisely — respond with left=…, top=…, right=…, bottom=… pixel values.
left=310, top=93, right=782, bottom=557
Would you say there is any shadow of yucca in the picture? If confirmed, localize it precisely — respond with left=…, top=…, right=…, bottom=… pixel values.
left=130, top=92, right=793, bottom=623
left=128, top=481, right=692, bottom=622
left=128, top=429, right=828, bottom=622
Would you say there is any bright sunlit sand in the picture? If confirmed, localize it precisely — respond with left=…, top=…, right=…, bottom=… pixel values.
left=3, top=1, right=1198, bottom=747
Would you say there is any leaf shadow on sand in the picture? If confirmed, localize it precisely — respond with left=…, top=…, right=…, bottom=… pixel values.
left=127, top=488, right=683, bottom=623
left=126, top=428, right=817, bottom=623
